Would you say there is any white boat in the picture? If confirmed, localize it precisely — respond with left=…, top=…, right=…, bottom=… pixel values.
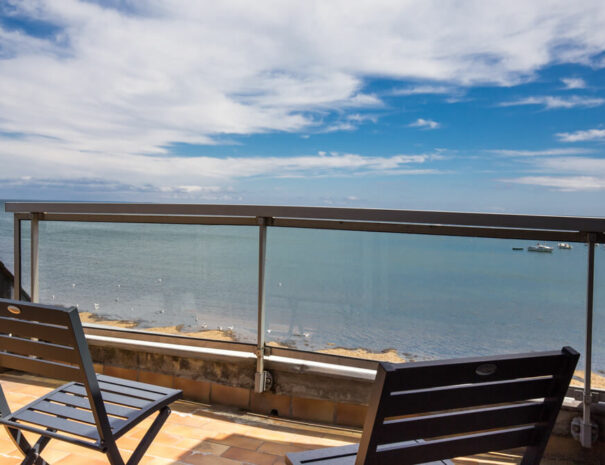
left=528, top=243, right=553, bottom=253
left=558, top=243, right=572, bottom=249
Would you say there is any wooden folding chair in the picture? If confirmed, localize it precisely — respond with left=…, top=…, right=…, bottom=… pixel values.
left=287, top=347, right=579, bottom=465
left=0, top=298, right=183, bottom=465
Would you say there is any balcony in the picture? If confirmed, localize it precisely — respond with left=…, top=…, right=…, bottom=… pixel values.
left=1, top=202, right=604, bottom=462
left=1, top=371, right=586, bottom=465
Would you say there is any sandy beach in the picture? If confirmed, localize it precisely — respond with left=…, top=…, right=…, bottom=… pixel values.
left=80, top=311, right=605, bottom=389
left=80, top=311, right=236, bottom=341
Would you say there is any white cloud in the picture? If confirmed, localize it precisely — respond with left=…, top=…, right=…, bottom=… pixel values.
left=409, top=118, right=440, bottom=129
left=556, top=128, right=605, bottom=142
left=489, top=148, right=594, bottom=156
left=346, top=113, right=378, bottom=124
left=391, top=85, right=455, bottom=96
left=499, top=95, right=605, bottom=109
left=561, top=77, right=586, bottom=89
left=502, top=155, right=605, bottom=191
left=506, top=176, right=605, bottom=191
left=0, top=139, right=438, bottom=190
left=1, top=0, right=605, bottom=191
left=535, top=156, right=605, bottom=174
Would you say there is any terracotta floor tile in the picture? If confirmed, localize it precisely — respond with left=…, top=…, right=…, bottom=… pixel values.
left=190, top=440, right=230, bottom=455
left=168, top=411, right=212, bottom=428
left=215, top=434, right=264, bottom=451
left=222, top=446, right=278, bottom=465
left=143, top=442, right=192, bottom=460
left=55, top=453, right=109, bottom=465
left=257, top=441, right=308, bottom=456
left=0, top=457, right=24, bottom=465
left=180, top=450, right=244, bottom=465
left=271, top=456, right=288, bottom=465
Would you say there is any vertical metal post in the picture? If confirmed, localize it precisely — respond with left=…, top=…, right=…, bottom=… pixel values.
left=13, top=217, right=22, bottom=300
left=255, top=217, right=268, bottom=393
left=31, top=213, right=40, bottom=303
left=581, top=233, right=595, bottom=447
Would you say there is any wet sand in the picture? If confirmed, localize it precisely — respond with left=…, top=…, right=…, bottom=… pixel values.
left=79, top=312, right=235, bottom=341
left=318, top=347, right=406, bottom=363
left=570, top=370, right=605, bottom=390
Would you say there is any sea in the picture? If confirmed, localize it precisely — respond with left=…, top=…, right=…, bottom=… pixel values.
left=1, top=201, right=604, bottom=373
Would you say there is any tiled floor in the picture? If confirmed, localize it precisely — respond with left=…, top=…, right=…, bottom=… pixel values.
left=0, top=372, right=561, bottom=465
left=0, top=372, right=360, bottom=465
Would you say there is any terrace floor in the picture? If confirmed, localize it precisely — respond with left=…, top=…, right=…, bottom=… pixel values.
left=0, top=372, right=574, bottom=465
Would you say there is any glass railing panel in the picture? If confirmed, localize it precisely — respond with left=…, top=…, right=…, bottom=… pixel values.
left=37, top=221, right=258, bottom=343
left=20, top=219, right=31, bottom=296
left=265, top=228, right=591, bottom=378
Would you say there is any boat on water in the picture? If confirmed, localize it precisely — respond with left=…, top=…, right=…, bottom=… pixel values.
left=558, top=243, right=572, bottom=250
left=528, top=243, right=553, bottom=253
left=512, top=247, right=524, bottom=251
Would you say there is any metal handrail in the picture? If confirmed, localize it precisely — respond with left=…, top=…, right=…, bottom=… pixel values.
left=5, top=201, right=604, bottom=447
left=6, top=202, right=605, bottom=233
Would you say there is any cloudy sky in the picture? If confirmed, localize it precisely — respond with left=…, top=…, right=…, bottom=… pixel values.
left=1, top=0, right=605, bottom=214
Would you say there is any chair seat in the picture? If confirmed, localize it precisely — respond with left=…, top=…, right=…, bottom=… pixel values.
left=286, top=443, right=452, bottom=465
left=0, top=374, right=181, bottom=449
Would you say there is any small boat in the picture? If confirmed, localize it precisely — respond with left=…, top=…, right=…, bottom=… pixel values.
left=512, top=247, right=524, bottom=251
left=528, top=243, right=553, bottom=253
left=558, top=243, right=572, bottom=250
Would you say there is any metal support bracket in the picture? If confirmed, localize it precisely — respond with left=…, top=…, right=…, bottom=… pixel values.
left=254, top=217, right=270, bottom=393
left=571, top=416, right=598, bottom=447
left=578, top=232, right=596, bottom=448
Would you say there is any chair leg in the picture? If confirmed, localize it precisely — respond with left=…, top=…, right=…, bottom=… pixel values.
left=104, top=440, right=126, bottom=465
left=125, top=407, right=172, bottom=465
left=3, top=427, right=52, bottom=465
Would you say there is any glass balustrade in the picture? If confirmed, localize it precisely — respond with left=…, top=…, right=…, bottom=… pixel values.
left=35, top=221, right=258, bottom=343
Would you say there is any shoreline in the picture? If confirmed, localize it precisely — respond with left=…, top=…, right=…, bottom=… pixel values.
left=80, top=311, right=605, bottom=388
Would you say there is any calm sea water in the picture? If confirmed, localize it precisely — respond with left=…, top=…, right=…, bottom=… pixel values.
left=1, top=201, right=604, bottom=372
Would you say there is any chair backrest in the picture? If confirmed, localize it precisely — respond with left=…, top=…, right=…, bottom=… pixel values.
left=0, top=298, right=114, bottom=442
left=356, top=347, right=579, bottom=465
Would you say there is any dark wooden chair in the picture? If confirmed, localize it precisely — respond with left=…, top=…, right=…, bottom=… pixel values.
left=287, top=347, right=578, bottom=465
left=0, top=298, right=183, bottom=465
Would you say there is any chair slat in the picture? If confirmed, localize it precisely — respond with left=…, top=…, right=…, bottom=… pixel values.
left=385, top=377, right=552, bottom=416
left=98, top=381, right=165, bottom=401
left=0, top=352, right=83, bottom=382
left=64, top=384, right=148, bottom=409
left=0, top=334, right=79, bottom=364
left=0, top=301, right=74, bottom=326
left=31, top=400, right=96, bottom=424
left=48, top=391, right=136, bottom=419
left=376, top=402, right=544, bottom=444
left=0, top=317, right=75, bottom=346
left=97, top=374, right=178, bottom=395
left=287, top=444, right=359, bottom=465
left=15, top=410, right=100, bottom=440
left=376, top=426, right=535, bottom=465
left=32, top=400, right=127, bottom=430
left=382, top=352, right=563, bottom=392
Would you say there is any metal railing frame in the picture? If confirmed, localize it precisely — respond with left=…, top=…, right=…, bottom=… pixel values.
left=5, top=202, right=605, bottom=447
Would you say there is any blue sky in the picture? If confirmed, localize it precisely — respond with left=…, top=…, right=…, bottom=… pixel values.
left=1, top=1, right=605, bottom=215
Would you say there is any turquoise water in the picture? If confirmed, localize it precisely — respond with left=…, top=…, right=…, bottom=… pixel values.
left=1, top=201, right=604, bottom=372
